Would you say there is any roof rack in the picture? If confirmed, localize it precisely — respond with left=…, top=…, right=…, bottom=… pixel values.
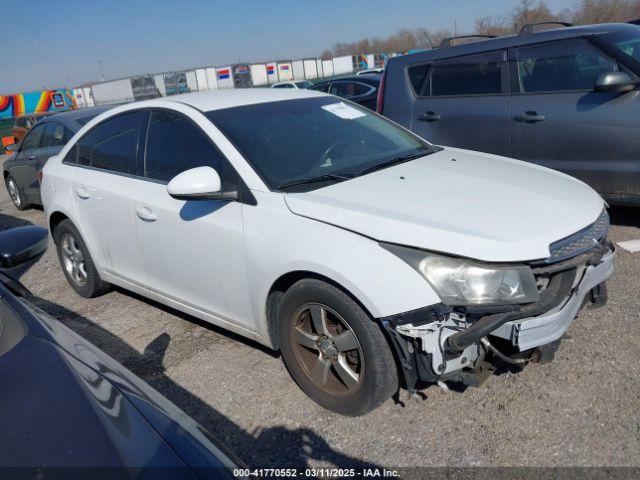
left=519, top=21, right=573, bottom=36
left=439, top=34, right=496, bottom=48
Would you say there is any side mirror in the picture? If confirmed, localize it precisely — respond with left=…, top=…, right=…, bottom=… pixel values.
left=5, top=143, right=19, bottom=152
left=0, top=226, right=48, bottom=280
left=594, top=71, right=635, bottom=93
left=167, top=166, right=237, bottom=201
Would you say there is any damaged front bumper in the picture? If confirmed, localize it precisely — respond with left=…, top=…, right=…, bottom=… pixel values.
left=381, top=244, right=615, bottom=391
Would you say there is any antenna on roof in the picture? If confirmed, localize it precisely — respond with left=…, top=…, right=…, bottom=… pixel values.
left=519, top=22, right=573, bottom=36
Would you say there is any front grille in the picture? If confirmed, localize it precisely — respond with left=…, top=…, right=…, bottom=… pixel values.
left=545, top=209, right=610, bottom=264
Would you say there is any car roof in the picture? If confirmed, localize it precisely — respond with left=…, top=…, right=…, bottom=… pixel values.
left=154, top=88, right=327, bottom=111
left=39, top=105, right=115, bottom=131
left=389, top=23, right=638, bottom=66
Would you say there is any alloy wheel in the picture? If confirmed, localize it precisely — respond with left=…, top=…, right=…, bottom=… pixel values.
left=60, top=233, right=88, bottom=286
left=6, top=177, right=21, bottom=208
left=290, top=303, right=364, bottom=395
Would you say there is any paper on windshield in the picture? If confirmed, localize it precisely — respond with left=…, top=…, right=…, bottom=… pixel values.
left=321, top=102, right=367, bottom=120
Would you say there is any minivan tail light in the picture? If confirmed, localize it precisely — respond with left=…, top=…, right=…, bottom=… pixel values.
left=37, top=170, right=43, bottom=184
left=376, top=70, right=386, bottom=114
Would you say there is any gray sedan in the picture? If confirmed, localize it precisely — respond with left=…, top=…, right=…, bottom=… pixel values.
left=3, top=106, right=111, bottom=210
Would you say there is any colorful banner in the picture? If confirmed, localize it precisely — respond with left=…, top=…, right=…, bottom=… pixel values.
left=0, top=88, right=76, bottom=120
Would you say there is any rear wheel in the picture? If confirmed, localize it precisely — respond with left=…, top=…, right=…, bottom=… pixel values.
left=5, top=174, right=30, bottom=210
left=54, top=219, right=110, bottom=298
left=278, top=278, right=398, bottom=416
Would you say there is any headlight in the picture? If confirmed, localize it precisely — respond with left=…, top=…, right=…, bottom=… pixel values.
left=382, top=244, right=539, bottom=306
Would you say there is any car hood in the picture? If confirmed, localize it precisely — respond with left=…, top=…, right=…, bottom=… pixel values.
left=284, top=147, right=605, bottom=262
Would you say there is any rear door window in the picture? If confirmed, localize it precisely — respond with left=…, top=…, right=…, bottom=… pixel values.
left=20, top=124, right=45, bottom=151
left=429, top=51, right=504, bottom=96
left=75, top=111, right=143, bottom=174
left=513, top=39, right=618, bottom=93
left=143, top=109, right=227, bottom=183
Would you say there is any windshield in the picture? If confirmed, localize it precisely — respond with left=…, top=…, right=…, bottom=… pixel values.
left=206, top=97, right=436, bottom=191
left=295, top=81, right=312, bottom=89
left=601, top=29, right=640, bottom=62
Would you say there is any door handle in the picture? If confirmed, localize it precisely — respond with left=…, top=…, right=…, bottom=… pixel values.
left=135, top=206, right=157, bottom=222
left=418, top=111, right=441, bottom=122
left=28, top=155, right=35, bottom=160
left=514, top=111, right=546, bottom=123
left=75, top=187, right=90, bottom=200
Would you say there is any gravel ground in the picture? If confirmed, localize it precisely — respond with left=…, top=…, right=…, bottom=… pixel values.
left=1, top=170, right=639, bottom=470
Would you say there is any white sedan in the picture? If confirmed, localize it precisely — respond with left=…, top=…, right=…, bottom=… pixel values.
left=41, top=89, right=614, bottom=415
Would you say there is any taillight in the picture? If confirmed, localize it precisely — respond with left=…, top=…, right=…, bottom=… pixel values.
left=376, top=70, right=386, bottom=114
left=37, top=170, right=43, bottom=184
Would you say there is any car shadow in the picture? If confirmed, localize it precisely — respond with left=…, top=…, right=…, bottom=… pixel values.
left=609, top=206, right=640, bottom=228
left=27, top=295, right=383, bottom=470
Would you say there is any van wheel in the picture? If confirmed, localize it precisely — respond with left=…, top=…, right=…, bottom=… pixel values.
left=278, top=278, right=398, bottom=416
left=5, top=174, right=30, bottom=210
left=54, top=219, right=110, bottom=298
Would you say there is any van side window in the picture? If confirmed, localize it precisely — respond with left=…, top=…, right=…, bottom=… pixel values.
left=430, top=51, right=503, bottom=96
left=76, top=111, right=143, bottom=174
left=144, top=110, right=227, bottom=183
left=514, top=39, right=617, bottom=93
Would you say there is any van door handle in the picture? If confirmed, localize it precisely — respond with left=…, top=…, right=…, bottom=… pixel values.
left=418, top=111, right=441, bottom=122
left=75, top=187, right=90, bottom=200
left=135, top=206, right=157, bottom=222
left=514, top=111, right=546, bottom=123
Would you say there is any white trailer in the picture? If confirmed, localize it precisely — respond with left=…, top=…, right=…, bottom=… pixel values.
left=185, top=71, right=199, bottom=92
left=250, top=64, right=269, bottom=86
left=205, top=68, right=219, bottom=90
left=291, top=60, right=305, bottom=80
left=302, top=59, right=318, bottom=79
left=216, top=66, right=234, bottom=89
left=154, top=74, right=166, bottom=96
left=277, top=62, right=293, bottom=81
left=266, top=62, right=278, bottom=84
left=91, top=78, right=134, bottom=105
left=316, top=59, right=324, bottom=79
left=72, top=88, right=87, bottom=108
left=332, top=56, right=354, bottom=75
left=195, top=68, right=209, bottom=91
left=82, top=87, right=95, bottom=107
left=321, top=59, right=334, bottom=78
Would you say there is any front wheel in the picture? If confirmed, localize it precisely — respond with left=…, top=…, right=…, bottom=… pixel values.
left=278, top=279, right=398, bottom=416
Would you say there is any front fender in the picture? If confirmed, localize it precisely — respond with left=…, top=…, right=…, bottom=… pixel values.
left=243, top=192, right=441, bottom=346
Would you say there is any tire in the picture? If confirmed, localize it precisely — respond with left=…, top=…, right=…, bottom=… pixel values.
left=5, top=174, right=30, bottom=210
left=278, top=278, right=398, bottom=416
left=54, top=219, right=111, bottom=298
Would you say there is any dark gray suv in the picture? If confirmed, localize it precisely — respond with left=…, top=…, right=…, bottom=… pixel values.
left=380, top=23, right=640, bottom=206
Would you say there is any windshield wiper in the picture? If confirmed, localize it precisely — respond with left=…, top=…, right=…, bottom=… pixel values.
left=276, top=173, right=355, bottom=191
left=356, top=151, right=431, bottom=176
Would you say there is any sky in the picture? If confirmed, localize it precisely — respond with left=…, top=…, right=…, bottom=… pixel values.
left=0, top=0, right=576, bottom=94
